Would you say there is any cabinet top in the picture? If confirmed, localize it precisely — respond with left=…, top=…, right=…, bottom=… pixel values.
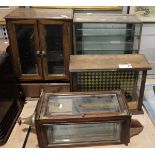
left=74, top=13, right=142, bottom=23
left=69, top=54, right=151, bottom=72
left=5, top=8, right=73, bottom=20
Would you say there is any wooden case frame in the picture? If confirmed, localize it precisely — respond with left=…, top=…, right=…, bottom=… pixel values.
left=35, top=91, right=131, bottom=147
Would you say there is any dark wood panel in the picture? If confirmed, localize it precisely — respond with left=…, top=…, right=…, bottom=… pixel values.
left=20, top=83, right=70, bottom=98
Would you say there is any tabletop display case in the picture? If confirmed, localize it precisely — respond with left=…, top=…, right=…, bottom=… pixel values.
left=73, top=14, right=142, bottom=54
left=35, top=91, right=131, bottom=147
left=69, top=54, right=151, bottom=114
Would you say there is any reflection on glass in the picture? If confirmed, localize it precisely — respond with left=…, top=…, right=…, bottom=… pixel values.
left=44, top=94, right=120, bottom=116
left=44, top=25, right=64, bottom=74
left=46, top=122, right=121, bottom=144
left=75, top=23, right=141, bottom=54
left=15, top=24, right=38, bottom=74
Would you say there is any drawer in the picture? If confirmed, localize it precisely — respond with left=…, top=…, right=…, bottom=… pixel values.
left=140, top=49, right=155, bottom=61
left=140, top=36, right=155, bottom=49
left=142, top=24, right=155, bottom=35
left=19, top=83, right=70, bottom=98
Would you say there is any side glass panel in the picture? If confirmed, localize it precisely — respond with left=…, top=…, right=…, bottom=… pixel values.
left=44, top=25, right=64, bottom=74
left=45, top=122, right=121, bottom=144
left=15, top=24, right=38, bottom=74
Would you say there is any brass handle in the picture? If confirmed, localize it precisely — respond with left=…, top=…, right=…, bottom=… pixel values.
left=42, top=51, right=46, bottom=55
left=36, top=51, right=40, bottom=55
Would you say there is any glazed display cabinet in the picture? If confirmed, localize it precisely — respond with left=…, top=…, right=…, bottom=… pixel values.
left=5, top=8, right=73, bottom=97
left=69, top=54, right=151, bottom=114
left=5, top=8, right=73, bottom=81
left=73, top=14, right=142, bottom=54
left=35, top=91, right=131, bottom=147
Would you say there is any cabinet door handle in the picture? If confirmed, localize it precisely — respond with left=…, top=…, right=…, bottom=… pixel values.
left=36, top=51, right=40, bottom=55
left=42, top=51, right=46, bottom=55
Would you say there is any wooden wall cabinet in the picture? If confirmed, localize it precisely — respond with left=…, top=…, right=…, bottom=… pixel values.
left=5, top=8, right=73, bottom=81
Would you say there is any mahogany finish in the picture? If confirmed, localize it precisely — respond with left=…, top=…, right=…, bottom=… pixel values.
left=20, top=83, right=70, bottom=98
left=5, top=8, right=73, bottom=97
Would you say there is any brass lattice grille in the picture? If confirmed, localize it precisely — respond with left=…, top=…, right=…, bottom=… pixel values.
left=73, top=71, right=139, bottom=101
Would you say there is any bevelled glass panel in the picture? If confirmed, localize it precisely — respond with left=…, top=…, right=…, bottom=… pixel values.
left=44, top=94, right=120, bottom=116
left=15, top=24, right=38, bottom=74
left=46, top=122, right=121, bottom=144
left=44, top=25, right=64, bottom=74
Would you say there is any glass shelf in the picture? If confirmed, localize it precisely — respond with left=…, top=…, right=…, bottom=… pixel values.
left=75, top=29, right=139, bottom=37
left=76, top=42, right=138, bottom=51
left=76, top=50, right=139, bottom=54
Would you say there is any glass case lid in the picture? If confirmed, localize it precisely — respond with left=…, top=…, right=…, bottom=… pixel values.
left=43, top=93, right=121, bottom=116
left=73, top=13, right=142, bottom=23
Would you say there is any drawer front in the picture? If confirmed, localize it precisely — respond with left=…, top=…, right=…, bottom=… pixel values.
left=20, top=83, right=70, bottom=98
left=142, top=24, right=155, bottom=35
left=140, top=36, right=155, bottom=49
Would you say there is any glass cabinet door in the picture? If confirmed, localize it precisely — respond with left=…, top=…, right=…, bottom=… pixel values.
left=9, top=20, right=42, bottom=80
left=38, top=20, right=71, bottom=80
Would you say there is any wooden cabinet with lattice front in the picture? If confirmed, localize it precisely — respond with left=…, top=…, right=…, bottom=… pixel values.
left=69, top=54, right=151, bottom=114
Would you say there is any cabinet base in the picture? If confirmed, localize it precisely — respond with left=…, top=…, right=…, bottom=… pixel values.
left=19, top=83, right=70, bottom=98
